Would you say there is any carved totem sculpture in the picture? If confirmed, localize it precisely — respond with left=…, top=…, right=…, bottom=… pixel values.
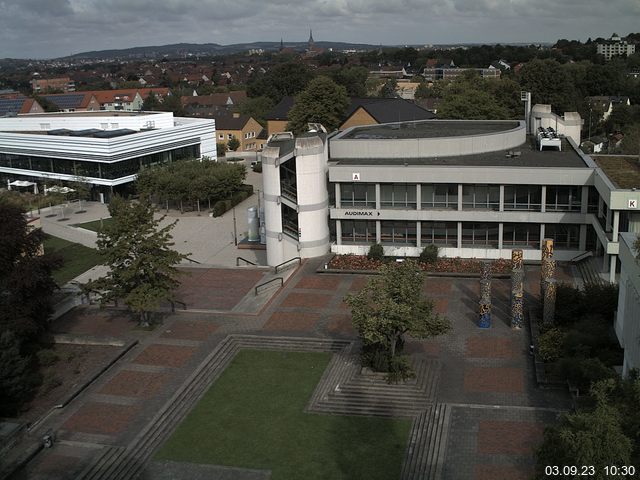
left=479, top=261, right=492, bottom=328
left=540, top=238, right=556, bottom=326
left=511, top=249, right=524, bottom=328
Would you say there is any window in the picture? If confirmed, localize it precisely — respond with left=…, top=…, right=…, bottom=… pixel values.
left=227, top=134, right=233, bottom=140
left=380, top=184, right=417, bottom=209
left=421, top=184, right=457, bottom=209
left=503, top=185, right=542, bottom=211
left=545, top=224, right=579, bottom=249
left=341, top=220, right=376, bottom=244
left=219, top=134, right=224, bottom=139
left=461, top=223, right=499, bottom=247
left=502, top=223, right=540, bottom=248
left=421, top=222, right=457, bottom=247
left=282, top=204, right=299, bottom=240
left=545, top=186, right=581, bottom=212
left=380, top=221, right=417, bottom=245
left=462, top=185, right=500, bottom=210
left=340, top=183, right=376, bottom=208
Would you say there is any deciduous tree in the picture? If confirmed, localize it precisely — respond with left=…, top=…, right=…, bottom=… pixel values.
left=344, top=260, right=450, bottom=381
left=287, top=76, right=349, bottom=134
left=83, top=197, right=187, bottom=326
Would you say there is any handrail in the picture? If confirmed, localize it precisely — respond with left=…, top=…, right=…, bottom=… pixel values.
left=185, top=256, right=202, bottom=264
left=236, top=256, right=257, bottom=266
left=255, top=277, right=283, bottom=295
left=170, top=300, right=187, bottom=312
left=274, top=256, right=301, bottom=274
left=569, top=251, right=593, bottom=263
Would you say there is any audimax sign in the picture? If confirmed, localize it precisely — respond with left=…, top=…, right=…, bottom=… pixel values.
left=344, top=210, right=381, bottom=216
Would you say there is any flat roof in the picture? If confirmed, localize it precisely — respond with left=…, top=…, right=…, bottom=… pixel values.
left=340, top=120, right=520, bottom=140
left=18, top=111, right=161, bottom=118
left=593, top=156, right=640, bottom=189
left=332, top=137, right=589, bottom=169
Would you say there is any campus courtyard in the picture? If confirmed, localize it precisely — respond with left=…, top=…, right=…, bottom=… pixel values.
left=10, top=257, right=572, bottom=480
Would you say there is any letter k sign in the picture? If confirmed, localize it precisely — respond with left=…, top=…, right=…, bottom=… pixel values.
left=629, top=199, right=638, bottom=209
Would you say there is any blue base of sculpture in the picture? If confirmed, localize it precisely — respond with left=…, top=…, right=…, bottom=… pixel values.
left=479, top=313, right=491, bottom=328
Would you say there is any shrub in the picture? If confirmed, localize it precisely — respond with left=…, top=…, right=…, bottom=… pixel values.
left=419, top=244, right=439, bottom=264
left=367, top=243, right=384, bottom=261
left=537, top=328, right=566, bottom=362
left=36, top=349, right=59, bottom=367
left=556, top=356, right=615, bottom=392
left=231, top=190, right=249, bottom=207
left=238, top=184, right=254, bottom=195
left=212, top=200, right=227, bottom=217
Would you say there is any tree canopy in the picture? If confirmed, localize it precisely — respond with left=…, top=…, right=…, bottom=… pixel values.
left=83, top=197, right=187, bottom=325
left=0, top=200, right=60, bottom=341
left=286, top=76, right=350, bottom=134
left=247, top=62, right=314, bottom=103
left=344, top=260, right=450, bottom=381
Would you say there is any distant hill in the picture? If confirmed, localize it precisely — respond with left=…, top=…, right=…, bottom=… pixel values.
left=62, top=41, right=382, bottom=60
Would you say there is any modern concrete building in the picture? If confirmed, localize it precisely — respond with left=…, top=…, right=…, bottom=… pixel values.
left=261, top=105, right=640, bottom=281
left=614, top=232, right=640, bottom=375
left=0, top=111, right=216, bottom=201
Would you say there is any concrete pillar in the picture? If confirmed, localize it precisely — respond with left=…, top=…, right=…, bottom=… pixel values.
left=416, top=221, right=421, bottom=248
left=336, top=220, right=342, bottom=245
left=416, top=184, right=421, bottom=211
left=458, top=184, right=463, bottom=211
left=335, top=183, right=341, bottom=208
left=457, top=222, right=462, bottom=249
left=376, top=220, right=381, bottom=244
left=499, top=185, right=505, bottom=212
left=606, top=206, right=612, bottom=232
left=610, top=255, right=617, bottom=283
left=498, top=223, right=504, bottom=250
left=613, top=210, right=620, bottom=240
left=579, top=224, right=587, bottom=251
left=540, top=185, right=546, bottom=213
left=581, top=185, right=589, bottom=214
left=375, top=184, right=381, bottom=210
left=539, top=224, right=545, bottom=250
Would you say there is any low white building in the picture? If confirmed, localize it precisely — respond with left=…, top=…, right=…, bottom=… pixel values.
left=0, top=111, right=216, bottom=201
left=615, top=232, right=640, bottom=375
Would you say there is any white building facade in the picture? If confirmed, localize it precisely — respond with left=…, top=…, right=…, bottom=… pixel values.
left=0, top=111, right=216, bottom=201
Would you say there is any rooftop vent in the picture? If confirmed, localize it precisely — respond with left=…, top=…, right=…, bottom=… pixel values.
left=537, top=127, right=561, bottom=151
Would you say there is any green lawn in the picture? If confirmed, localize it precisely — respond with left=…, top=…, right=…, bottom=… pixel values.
left=73, top=217, right=113, bottom=232
left=156, top=350, right=411, bottom=480
left=43, top=235, right=102, bottom=285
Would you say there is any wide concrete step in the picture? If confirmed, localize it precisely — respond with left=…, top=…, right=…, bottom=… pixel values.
left=401, top=404, right=452, bottom=480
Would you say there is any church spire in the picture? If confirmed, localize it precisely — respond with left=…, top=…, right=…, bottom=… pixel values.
left=308, top=29, right=314, bottom=47
left=279, top=37, right=284, bottom=52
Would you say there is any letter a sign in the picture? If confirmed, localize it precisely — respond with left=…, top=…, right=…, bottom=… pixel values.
left=352, top=172, right=361, bottom=181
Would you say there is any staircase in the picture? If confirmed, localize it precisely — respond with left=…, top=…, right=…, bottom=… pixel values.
left=575, top=256, right=606, bottom=286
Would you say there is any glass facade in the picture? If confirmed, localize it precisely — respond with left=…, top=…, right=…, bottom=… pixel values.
left=462, top=185, right=500, bottom=210
left=503, top=185, right=542, bottom=211
left=502, top=223, right=540, bottom=248
left=421, top=184, right=457, bottom=209
left=380, top=221, right=416, bottom=245
left=0, top=145, right=200, bottom=181
left=381, top=184, right=417, bottom=209
left=421, top=221, right=457, bottom=247
left=341, top=183, right=376, bottom=208
left=545, top=186, right=582, bottom=212
left=545, top=224, right=580, bottom=249
left=341, top=220, right=376, bottom=244
left=461, top=222, right=499, bottom=247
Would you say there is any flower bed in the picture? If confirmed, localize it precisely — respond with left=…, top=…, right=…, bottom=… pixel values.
left=328, top=254, right=511, bottom=274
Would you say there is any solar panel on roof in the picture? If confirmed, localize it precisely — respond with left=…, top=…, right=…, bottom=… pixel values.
left=0, top=98, right=26, bottom=115
left=42, top=94, right=84, bottom=109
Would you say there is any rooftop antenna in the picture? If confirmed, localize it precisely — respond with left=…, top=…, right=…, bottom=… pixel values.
left=520, top=91, right=531, bottom=134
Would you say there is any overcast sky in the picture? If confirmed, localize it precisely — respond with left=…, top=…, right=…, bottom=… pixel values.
left=0, top=0, right=638, bottom=59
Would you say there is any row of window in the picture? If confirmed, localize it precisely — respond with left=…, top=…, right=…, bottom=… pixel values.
left=339, top=183, right=598, bottom=212
left=340, top=220, right=585, bottom=249
left=0, top=145, right=200, bottom=180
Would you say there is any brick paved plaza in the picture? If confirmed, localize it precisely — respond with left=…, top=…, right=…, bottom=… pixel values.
left=15, top=259, right=573, bottom=480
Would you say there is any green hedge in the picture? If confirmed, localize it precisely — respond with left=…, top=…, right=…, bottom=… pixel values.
left=211, top=188, right=252, bottom=217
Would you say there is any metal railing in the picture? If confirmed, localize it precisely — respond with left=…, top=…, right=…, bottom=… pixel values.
left=236, top=256, right=257, bottom=266
left=274, top=256, right=301, bottom=274
left=569, top=251, right=593, bottom=263
left=184, top=256, right=202, bottom=264
left=255, top=277, right=283, bottom=295
left=170, top=300, right=187, bottom=312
